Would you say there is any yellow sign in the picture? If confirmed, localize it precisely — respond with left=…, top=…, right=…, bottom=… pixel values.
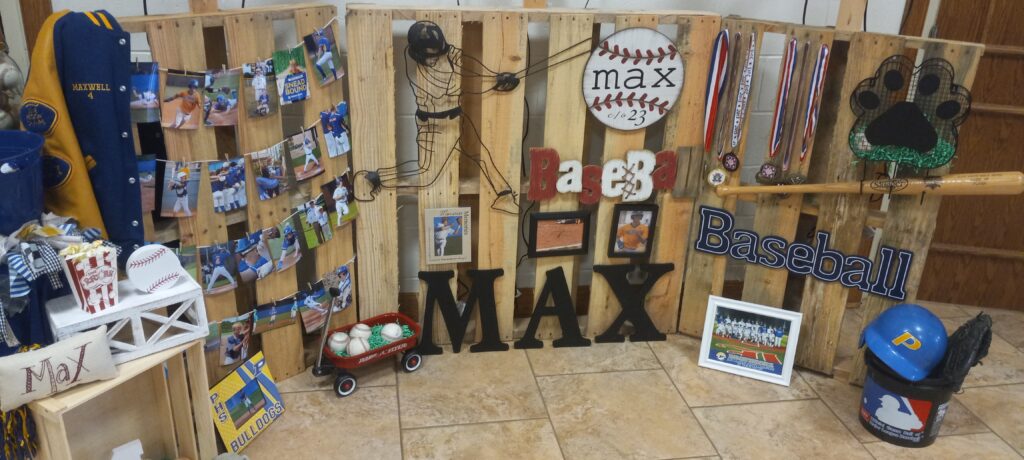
left=209, top=352, right=285, bottom=453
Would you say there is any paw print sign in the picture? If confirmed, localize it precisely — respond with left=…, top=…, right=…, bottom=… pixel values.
left=583, top=28, right=685, bottom=131
left=849, top=55, right=971, bottom=170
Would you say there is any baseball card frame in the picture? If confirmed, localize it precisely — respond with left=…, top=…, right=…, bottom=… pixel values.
left=698, top=295, right=802, bottom=387
left=528, top=210, right=591, bottom=258
left=607, top=203, right=658, bottom=259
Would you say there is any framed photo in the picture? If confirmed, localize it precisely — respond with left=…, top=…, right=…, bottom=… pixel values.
left=423, top=207, right=471, bottom=265
left=528, top=211, right=591, bottom=258
left=698, top=295, right=803, bottom=387
left=608, top=203, right=658, bottom=258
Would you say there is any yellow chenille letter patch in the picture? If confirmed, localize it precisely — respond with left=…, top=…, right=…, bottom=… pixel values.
left=891, top=331, right=922, bottom=351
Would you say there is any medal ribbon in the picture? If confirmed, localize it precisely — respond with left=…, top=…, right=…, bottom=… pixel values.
left=768, top=38, right=798, bottom=158
left=800, top=44, right=830, bottom=161
left=730, top=34, right=756, bottom=150
left=704, top=30, right=730, bottom=152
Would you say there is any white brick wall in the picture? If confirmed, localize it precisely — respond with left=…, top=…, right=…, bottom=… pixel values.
left=34, top=0, right=907, bottom=292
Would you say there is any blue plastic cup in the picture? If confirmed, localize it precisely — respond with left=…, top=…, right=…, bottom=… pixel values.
left=0, top=130, right=43, bottom=235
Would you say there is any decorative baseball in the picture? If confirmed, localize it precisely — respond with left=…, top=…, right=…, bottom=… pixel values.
left=346, top=336, right=370, bottom=356
left=329, top=332, right=350, bottom=355
left=582, top=28, right=685, bottom=130
left=0, top=63, right=21, bottom=89
left=126, top=244, right=186, bottom=293
left=380, top=323, right=403, bottom=343
left=349, top=323, right=371, bottom=339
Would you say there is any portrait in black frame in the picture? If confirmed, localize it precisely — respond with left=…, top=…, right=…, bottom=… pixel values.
left=607, top=203, right=658, bottom=258
left=528, top=211, right=591, bottom=258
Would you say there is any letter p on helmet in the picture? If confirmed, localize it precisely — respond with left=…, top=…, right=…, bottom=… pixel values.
left=891, top=331, right=922, bottom=351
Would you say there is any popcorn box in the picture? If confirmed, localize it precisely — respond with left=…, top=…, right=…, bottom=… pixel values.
left=60, top=245, right=118, bottom=314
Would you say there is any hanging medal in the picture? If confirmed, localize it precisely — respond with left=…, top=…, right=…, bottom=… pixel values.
left=703, top=30, right=730, bottom=153
left=757, top=38, right=799, bottom=184
left=723, top=33, right=756, bottom=172
left=781, top=42, right=810, bottom=172
left=799, top=44, right=830, bottom=162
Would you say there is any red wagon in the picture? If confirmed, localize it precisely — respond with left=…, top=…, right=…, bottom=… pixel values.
left=312, top=312, right=423, bottom=397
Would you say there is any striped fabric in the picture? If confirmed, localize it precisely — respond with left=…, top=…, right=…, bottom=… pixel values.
left=704, top=30, right=730, bottom=152
left=800, top=44, right=831, bottom=161
left=7, top=253, right=32, bottom=298
left=768, top=38, right=798, bottom=159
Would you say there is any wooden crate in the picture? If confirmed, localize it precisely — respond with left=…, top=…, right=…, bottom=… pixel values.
left=30, top=341, right=216, bottom=460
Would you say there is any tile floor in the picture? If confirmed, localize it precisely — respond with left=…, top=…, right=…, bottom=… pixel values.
left=246, top=302, right=1024, bottom=459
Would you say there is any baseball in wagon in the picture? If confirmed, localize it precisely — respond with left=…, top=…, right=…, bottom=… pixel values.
left=380, top=322, right=403, bottom=343
left=349, top=323, right=371, bottom=339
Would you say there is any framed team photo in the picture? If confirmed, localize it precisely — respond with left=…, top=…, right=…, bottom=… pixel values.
left=208, top=158, right=247, bottom=212
left=272, top=46, right=310, bottom=105
left=528, top=211, right=590, bottom=258
left=129, top=62, right=160, bottom=123
left=161, top=69, right=206, bottom=129
left=203, top=68, right=240, bottom=127
left=199, top=243, right=238, bottom=295
left=302, top=27, right=344, bottom=87
left=232, top=232, right=275, bottom=283
left=160, top=161, right=200, bottom=218
left=698, top=295, right=802, bottom=387
left=250, top=144, right=293, bottom=201
left=286, top=127, right=324, bottom=182
left=319, top=172, right=359, bottom=228
left=608, top=203, right=658, bottom=258
left=423, top=207, right=472, bottom=265
left=242, top=59, right=278, bottom=117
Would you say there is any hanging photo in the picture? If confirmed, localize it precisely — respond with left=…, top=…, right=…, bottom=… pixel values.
left=242, top=59, right=278, bottom=117
left=250, top=144, right=293, bottom=201
left=303, top=27, right=344, bottom=87
left=209, top=158, right=247, bottom=212
left=209, top=352, right=284, bottom=454
left=286, top=127, right=324, bottom=181
left=319, top=102, right=351, bottom=158
left=262, top=223, right=302, bottom=272
left=137, top=156, right=157, bottom=213
left=297, top=281, right=332, bottom=334
left=161, top=69, right=206, bottom=129
left=203, top=68, right=241, bottom=127
left=176, top=245, right=199, bottom=281
left=272, top=46, right=310, bottom=105
left=232, top=232, right=274, bottom=283
left=204, top=321, right=221, bottom=353
left=528, top=211, right=591, bottom=258
left=160, top=161, right=200, bottom=218
left=252, top=300, right=298, bottom=334
left=319, top=172, right=359, bottom=228
left=322, top=261, right=355, bottom=314
left=199, top=243, right=238, bottom=295
left=608, top=203, right=658, bottom=258
left=698, top=295, right=802, bottom=387
left=220, top=313, right=252, bottom=366
left=423, top=207, right=472, bottom=265
left=293, top=197, right=332, bottom=251
left=129, top=62, right=160, bottom=123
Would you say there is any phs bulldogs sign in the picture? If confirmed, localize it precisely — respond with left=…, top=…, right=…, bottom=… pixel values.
left=583, top=28, right=685, bottom=130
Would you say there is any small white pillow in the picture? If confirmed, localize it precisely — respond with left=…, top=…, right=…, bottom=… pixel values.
left=0, top=325, right=118, bottom=411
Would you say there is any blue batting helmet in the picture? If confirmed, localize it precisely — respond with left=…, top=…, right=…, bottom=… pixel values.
left=188, top=79, right=199, bottom=89
left=338, top=265, right=349, bottom=276
left=860, top=303, right=948, bottom=382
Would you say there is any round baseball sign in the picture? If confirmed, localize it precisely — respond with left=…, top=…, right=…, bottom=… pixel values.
left=583, top=28, right=685, bottom=130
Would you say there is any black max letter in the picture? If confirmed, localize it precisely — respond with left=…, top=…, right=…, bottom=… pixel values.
left=593, top=263, right=674, bottom=343
left=418, top=269, right=508, bottom=355
left=652, top=67, right=677, bottom=88
left=514, top=267, right=591, bottom=349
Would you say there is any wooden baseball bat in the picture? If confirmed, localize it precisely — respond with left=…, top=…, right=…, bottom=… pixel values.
left=715, top=171, right=1024, bottom=197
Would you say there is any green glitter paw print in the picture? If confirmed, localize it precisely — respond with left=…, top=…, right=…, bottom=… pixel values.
left=849, top=55, right=971, bottom=170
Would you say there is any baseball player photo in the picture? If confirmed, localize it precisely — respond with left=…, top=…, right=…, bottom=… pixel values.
left=297, top=281, right=332, bottom=334
left=250, top=144, right=292, bottom=201
left=199, top=243, right=238, bottom=295
left=160, top=161, right=201, bottom=218
left=161, top=70, right=206, bottom=129
left=252, top=299, right=298, bottom=334
left=286, top=127, right=324, bottom=181
left=176, top=245, right=199, bottom=281
left=609, top=204, right=658, bottom=258
left=272, top=46, right=310, bottom=105
left=423, top=207, right=472, bottom=265
left=208, top=158, right=247, bottom=212
left=322, top=262, right=355, bottom=314
left=129, top=62, right=160, bottom=123
left=290, top=200, right=327, bottom=252
left=319, top=172, right=360, bottom=228
left=203, top=69, right=240, bottom=127
left=137, top=156, right=157, bottom=212
left=220, top=313, right=252, bottom=365
left=262, top=223, right=302, bottom=272
left=242, top=59, right=278, bottom=117
left=319, top=102, right=351, bottom=158
left=302, top=27, right=344, bottom=87
left=233, top=232, right=275, bottom=283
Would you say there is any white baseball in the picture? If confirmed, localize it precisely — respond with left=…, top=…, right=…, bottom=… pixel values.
left=0, top=63, right=21, bottom=89
left=0, top=111, right=13, bottom=130
left=582, top=27, right=685, bottom=130
left=349, top=323, right=371, bottom=339
left=346, top=336, right=370, bottom=356
left=380, top=323, right=403, bottom=343
left=126, top=244, right=186, bottom=293
left=329, top=332, right=350, bottom=355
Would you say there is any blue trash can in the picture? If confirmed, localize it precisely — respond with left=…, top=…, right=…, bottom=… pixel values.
left=0, top=130, right=44, bottom=234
